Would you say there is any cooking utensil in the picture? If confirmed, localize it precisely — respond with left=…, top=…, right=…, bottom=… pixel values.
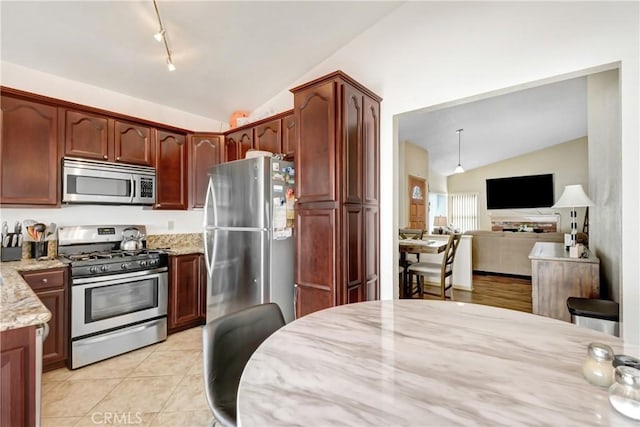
left=2, top=221, right=8, bottom=238
left=14, top=221, right=21, bottom=234
left=120, top=226, right=143, bottom=251
left=45, top=223, right=57, bottom=241
left=34, top=223, right=46, bottom=242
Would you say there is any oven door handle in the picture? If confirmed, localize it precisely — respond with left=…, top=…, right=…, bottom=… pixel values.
left=72, top=267, right=168, bottom=286
left=74, top=320, right=162, bottom=345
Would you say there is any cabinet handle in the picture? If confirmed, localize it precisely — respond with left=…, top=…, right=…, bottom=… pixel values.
left=103, top=155, right=108, bottom=159
left=116, top=156, right=121, bottom=161
left=41, top=278, right=48, bottom=283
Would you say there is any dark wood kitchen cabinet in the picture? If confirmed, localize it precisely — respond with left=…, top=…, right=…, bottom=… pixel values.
left=155, top=130, right=188, bottom=210
left=254, top=119, right=281, bottom=154
left=61, top=108, right=111, bottom=161
left=282, top=113, right=296, bottom=160
left=0, top=325, right=37, bottom=427
left=0, top=94, right=60, bottom=206
left=189, top=133, right=224, bottom=208
left=19, top=268, right=69, bottom=372
left=113, top=119, right=154, bottom=166
left=168, top=254, right=205, bottom=333
left=292, top=71, right=381, bottom=318
left=225, top=128, right=253, bottom=161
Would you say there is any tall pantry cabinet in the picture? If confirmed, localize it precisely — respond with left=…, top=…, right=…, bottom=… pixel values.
left=292, top=71, right=381, bottom=318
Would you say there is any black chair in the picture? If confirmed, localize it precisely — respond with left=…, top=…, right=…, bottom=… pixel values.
left=203, top=303, right=285, bottom=427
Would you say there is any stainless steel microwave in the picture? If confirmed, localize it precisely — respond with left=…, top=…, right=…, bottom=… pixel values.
left=62, top=157, right=156, bottom=205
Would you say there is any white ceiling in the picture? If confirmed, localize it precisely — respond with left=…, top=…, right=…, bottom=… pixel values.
left=398, top=76, right=588, bottom=176
left=1, top=1, right=402, bottom=121
left=2, top=1, right=587, bottom=172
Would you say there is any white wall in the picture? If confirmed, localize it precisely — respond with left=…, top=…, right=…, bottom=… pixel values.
left=253, top=2, right=640, bottom=343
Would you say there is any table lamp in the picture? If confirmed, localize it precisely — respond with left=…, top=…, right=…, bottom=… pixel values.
left=552, top=184, right=594, bottom=248
left=434, top=216, right=448, bottom=234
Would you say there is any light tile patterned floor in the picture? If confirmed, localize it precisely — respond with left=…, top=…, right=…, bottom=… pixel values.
left=41, top=326, right=215, bottom=427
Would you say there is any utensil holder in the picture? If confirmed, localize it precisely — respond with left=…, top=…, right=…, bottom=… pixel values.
left=1, top=247, right=22, bottom=262
left=31, top=242, right=48, bottom=260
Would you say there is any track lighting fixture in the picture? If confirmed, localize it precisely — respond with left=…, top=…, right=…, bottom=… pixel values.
left=152, top=0, right=175, bottom=71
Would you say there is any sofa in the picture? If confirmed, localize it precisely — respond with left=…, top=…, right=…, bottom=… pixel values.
left=465, top=230, right=565, bottom=276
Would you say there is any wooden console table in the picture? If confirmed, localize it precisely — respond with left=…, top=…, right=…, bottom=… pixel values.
left=529, top=242, right=600, bottom=322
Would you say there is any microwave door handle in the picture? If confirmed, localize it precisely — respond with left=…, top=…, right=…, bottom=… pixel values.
left=129, top=175, right=136, bottom=203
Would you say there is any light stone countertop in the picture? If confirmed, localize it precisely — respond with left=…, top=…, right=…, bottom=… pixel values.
left=0, top=258, right=66, bottom=331
left=147, top=233, right=203, bottom=255
left=238, top=300, right=639, bottom=426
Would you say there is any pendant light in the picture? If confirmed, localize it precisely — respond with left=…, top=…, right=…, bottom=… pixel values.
left=454, top=128, right=465, bottom=174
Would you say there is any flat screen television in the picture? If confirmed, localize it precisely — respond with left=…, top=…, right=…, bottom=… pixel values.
left=486, top=174, right=554, bottom=209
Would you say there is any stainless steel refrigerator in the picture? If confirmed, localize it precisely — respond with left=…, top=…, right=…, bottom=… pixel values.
left=203, top=156, right=296, bottom=323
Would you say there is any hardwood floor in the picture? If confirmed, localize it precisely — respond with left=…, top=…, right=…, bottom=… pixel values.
left=413, top=273, right=533, bottom=313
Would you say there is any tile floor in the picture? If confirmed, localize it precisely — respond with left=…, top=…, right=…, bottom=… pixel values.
left=41, top=326, right=215, bottom=427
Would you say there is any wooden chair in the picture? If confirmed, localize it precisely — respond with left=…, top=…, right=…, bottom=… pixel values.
left=398, top=229, right=424, bottom=295
left=407, top=233, right=462, bottom=300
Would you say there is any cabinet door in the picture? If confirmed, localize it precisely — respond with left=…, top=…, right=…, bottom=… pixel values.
left=198, top=254, right=207, bottom=320
left=282, top=113, right=296, bottom=160
left=363, top=96, right=380, bottom=205
left=169, top=254, right=202, bottom=332
left=155, top=130, right=187, bottom=210
left=294, top=80, right=337, bottom=203
left=114, top=120, right=154, bottom=166
left=226, top=129, right=253, bottom=160
left=62, top=109, right=111, bottom=161
left=1, top=96, right=59, bottom=205
left=254, top=119, right=281, bottom=154
left=295, top=206, right=337, bottom=317
left=190, top=134, right=223, bottom=209
left=343, top=205, right=364, bottom=305
left=342, top=84, right=363, bottom=204
left=224, top=134, right=240, bottom=162
left=364, top=206, right=379, bottom=301
left=0, top=326, right=36, bottom=427
left=37, top=289, right=67, bottom=370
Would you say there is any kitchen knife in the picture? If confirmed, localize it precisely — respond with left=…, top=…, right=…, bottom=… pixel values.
left=10, top=233, right=18, bottom=247
left=2, top=221, right=7, bottom=239
left=2, top=235, right=10, bottom=248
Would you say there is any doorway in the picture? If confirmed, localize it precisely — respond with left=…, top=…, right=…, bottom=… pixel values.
left=407, top=175, right=426, bottom=229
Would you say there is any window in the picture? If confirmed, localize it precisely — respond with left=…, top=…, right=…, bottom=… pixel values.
left=448, top=192, right=478, bottom=232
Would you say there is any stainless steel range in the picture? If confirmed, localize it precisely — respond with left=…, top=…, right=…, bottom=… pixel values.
left=58, top=225, right=168, bottom=369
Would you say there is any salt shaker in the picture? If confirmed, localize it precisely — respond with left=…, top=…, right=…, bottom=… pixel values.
left=608, top=365, right=640, bottom=420
left=583, top=342, right=615, bottom=387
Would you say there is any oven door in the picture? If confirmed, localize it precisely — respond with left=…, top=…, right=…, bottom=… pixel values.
left=71, top=268, right=168, bottom=338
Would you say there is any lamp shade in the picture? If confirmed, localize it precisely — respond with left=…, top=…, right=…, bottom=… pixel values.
left=552, top=184, right=594, bottom=208
left=434, top=216, right=448, bottom=227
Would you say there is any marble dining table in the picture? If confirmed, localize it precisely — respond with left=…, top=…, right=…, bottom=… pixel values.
left=237, top=300, right=638, bottom=426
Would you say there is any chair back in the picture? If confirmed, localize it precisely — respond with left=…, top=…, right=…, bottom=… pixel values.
left=441, top=233, right=462, bottom=276
left=202, top=303, right=285, bottom=427
left=399, top=228, right=424, bottom=240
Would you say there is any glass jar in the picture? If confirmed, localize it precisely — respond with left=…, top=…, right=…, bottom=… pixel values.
left=583, top=342, right=614, bottom=387
left=608, top=366, right=640, bottom=420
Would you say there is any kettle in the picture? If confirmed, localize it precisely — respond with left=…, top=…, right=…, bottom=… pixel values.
left=120, top=227, right=145, bottom=251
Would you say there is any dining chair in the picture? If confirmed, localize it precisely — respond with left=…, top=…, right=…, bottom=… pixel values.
left=203, top=303, right=285, bottom=427
left=398, top=228, right=425, bottom=294
left=407, top=233, right=462, bottom=300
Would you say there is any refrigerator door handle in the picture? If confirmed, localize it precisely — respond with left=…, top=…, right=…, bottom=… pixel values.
left=203, top=228, right=214, bottom=278
left=203, top=178, right=214, bottom=228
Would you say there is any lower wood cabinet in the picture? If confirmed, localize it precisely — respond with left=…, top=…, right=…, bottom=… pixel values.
left=168, top=254, right=206, bottom=333
left=0, top=325, right=37, bottom=427
left=19, top=268, right=68, bottom=372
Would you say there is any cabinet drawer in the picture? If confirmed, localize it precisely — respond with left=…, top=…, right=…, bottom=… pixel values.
left=20, top=268, right=67, bottom=291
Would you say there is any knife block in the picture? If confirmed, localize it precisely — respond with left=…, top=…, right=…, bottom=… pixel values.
left=1, top=246, right=22, bottom=262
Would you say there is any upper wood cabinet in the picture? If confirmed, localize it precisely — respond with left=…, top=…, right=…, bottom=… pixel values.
left=114, top=120, right=154, bottom=166
left=225, top=128, right=253, bottom=161
left=189, top=134, right=223, bottom=208
left=61, top=109, right=111, bottom=160
left=254, top=119, right=281, bottom=154
left=155, top=130, right=187, bottom=210
left=282, top=113, right=296, bottom=160
left=1, top=95, right=59, bottom=206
